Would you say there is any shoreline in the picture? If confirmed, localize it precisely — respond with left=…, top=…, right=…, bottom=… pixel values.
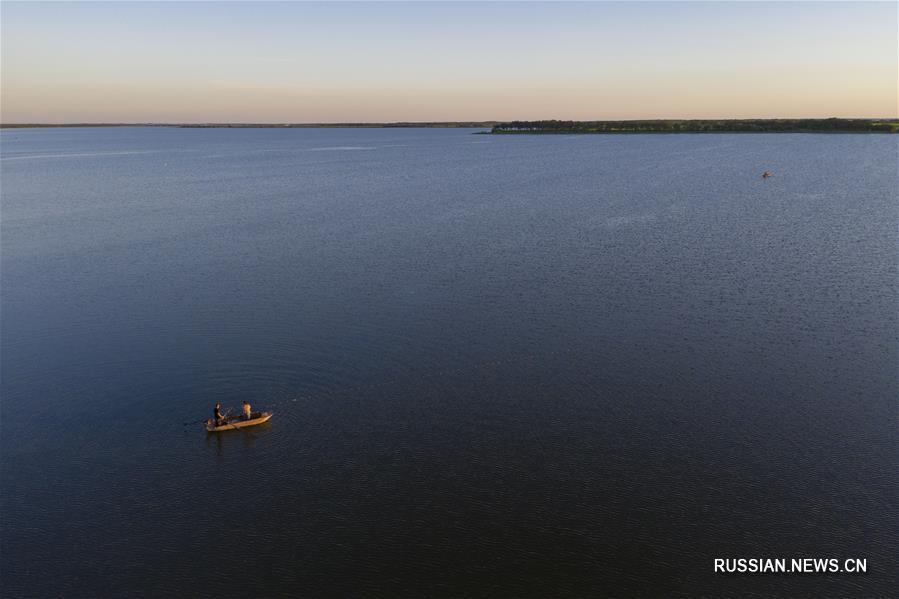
left=3, top=118, right=897, bottom=133
left=489, top=118, right=898, bottom=134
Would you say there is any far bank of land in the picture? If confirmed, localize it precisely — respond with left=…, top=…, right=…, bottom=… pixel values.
left=488, top=118, right=899, bottom=134
left=2, top=119, right=897, bottom=133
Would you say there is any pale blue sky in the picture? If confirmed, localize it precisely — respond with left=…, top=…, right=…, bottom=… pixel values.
left=2, top=1, right=896, bottom=122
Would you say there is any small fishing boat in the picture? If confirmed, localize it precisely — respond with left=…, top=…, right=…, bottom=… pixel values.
left=206, top=411, right=273, bottom=432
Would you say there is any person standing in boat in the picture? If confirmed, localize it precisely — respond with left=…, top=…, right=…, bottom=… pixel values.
left=213, top=403, right=227, bottom=427
left=242, top=401, right=252, bottom=421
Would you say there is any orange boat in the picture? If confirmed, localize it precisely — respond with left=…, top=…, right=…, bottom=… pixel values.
left=206, top=411, right=273, bottom=432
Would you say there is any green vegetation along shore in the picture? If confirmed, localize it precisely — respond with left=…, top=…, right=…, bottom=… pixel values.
left=490, top=119, right=899, bottom=134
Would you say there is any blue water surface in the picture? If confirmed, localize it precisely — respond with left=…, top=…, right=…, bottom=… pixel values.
left=1, top=127, right=896, bottom=597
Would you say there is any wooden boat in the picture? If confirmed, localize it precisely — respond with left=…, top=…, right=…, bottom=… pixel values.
left=206, top=411, right=273, bottom=432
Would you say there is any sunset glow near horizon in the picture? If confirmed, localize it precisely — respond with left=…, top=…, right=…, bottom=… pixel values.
left=1, top=1, right=896, bottom=123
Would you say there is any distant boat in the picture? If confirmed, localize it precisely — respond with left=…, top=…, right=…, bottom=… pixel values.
left=206, top=411, right=273, bottom=432
left=762, top=171, right=773, bottom=179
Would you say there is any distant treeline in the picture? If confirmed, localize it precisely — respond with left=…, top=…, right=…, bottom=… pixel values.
left=5, top=119, right=896, bottom=132
left=491, top=119, right=899, bottom=134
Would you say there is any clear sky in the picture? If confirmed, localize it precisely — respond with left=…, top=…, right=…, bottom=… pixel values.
left=1, top=1, right=896, bottom=123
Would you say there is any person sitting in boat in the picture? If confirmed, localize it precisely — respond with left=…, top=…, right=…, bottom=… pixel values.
left=214, top=403, right=227, bottom=427
left=242, top=401, right=252, bottom=421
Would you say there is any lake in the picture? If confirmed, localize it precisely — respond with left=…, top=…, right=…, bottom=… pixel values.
left=1, top=127, right=896, bottom=597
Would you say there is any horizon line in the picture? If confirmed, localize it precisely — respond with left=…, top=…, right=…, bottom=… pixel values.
left=3, top=116, right=898, bottom=128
